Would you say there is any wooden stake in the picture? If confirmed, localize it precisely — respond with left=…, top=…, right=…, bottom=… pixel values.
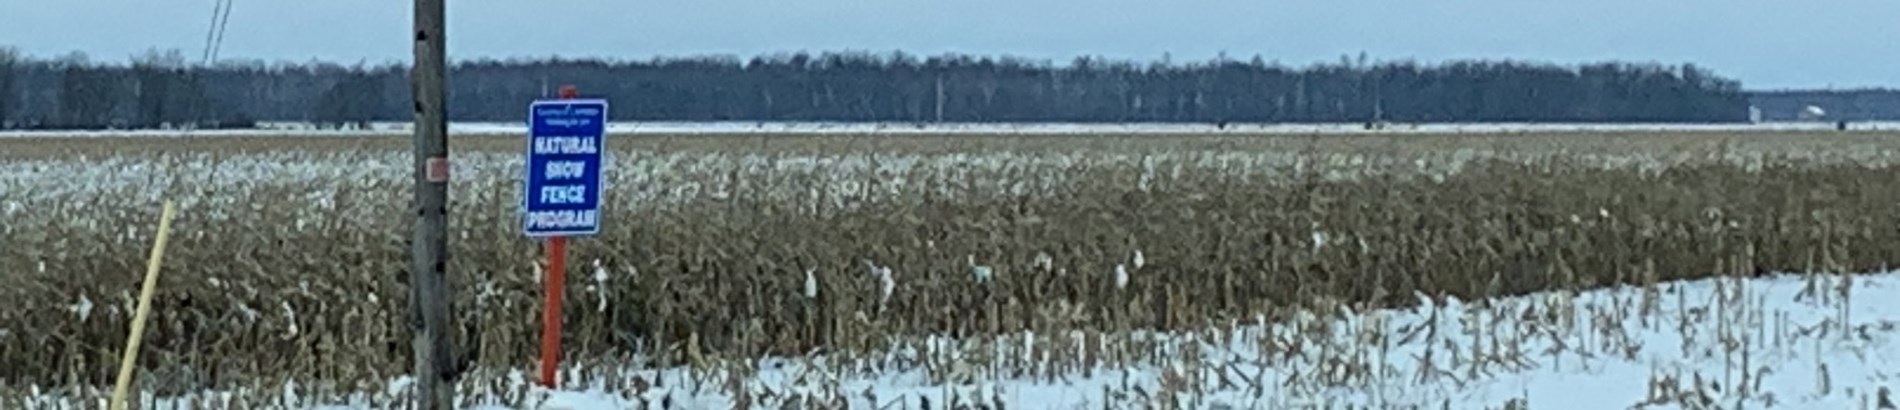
left=540, top=236, right=567, bottom=386
left=108, top=200, right=177, bottom=410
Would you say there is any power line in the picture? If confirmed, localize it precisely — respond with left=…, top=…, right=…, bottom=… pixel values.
left=201, top=0, right=234, bottom=65
left=199, top=0, right=222, bottom=63
left=212, top=0, right=234, bottom=62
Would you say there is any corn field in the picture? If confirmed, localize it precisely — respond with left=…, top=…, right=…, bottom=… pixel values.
left=2, top=131, right=1898, bottom=407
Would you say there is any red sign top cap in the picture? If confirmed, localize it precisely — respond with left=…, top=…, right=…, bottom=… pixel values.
left=559, top=85, right=578, bottom=99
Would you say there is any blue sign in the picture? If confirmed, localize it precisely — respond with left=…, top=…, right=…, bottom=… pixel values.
left=522, top=98, right=608, bottom=237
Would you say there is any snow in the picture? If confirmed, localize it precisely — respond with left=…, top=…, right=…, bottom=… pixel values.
left=1, top=120, right=1895, bottom=138
left=32, top=270, right=1900, bottom=409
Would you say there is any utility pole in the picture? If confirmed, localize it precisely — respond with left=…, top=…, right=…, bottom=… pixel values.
left=410, top=0, right=457, bottom=408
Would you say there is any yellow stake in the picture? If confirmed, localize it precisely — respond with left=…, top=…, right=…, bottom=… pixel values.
left=109, top=201, right=176, bottom=410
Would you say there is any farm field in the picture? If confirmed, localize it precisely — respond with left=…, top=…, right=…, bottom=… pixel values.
left=2, top=120, right=1896, bottom=140
left=4, top=130, right=1900, bottom=409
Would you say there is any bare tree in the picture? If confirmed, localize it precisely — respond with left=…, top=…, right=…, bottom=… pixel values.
left=0, top=47, right=17, bottom=128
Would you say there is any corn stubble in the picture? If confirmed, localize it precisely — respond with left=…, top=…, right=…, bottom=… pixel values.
left=1, top=131, right=1897, bottom=408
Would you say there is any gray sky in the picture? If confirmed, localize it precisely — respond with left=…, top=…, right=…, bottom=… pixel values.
left=3, top=1, right=1896, bottom=90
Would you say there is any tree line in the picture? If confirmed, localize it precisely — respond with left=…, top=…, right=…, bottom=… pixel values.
left=1748, top=89, right=1900, bottom=122
left=0, top=47, right=1754, bottom=129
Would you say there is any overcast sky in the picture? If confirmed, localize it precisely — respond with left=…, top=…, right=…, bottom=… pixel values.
left=3, top=1, right=1895, bottom=90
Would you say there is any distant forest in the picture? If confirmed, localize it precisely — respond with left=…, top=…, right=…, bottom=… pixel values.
left=0, top=47, right=1757, bottom=129
left=1747, top=89, right=1900, bottom=122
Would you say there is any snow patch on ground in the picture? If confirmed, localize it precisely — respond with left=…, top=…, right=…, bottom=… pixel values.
left=20, top=271, right=1900, bottom=409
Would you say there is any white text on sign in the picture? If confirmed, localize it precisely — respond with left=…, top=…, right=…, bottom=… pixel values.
left=544, top=161, right=587, bottom=179
left=524, top=210, right=599, bottom=229
left=536, top=106, right=603, bottom=120
left=533, top=136, right=599, bottom=154
left=540, top=185, right=587, bottom=204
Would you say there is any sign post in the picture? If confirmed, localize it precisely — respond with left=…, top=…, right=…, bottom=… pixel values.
left=524, top=86, right=605, bottom=387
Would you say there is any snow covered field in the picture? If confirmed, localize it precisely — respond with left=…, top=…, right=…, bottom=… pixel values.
left=6, top=125, right=1896, bottom=409
left=1, top=120, right=1894, bottom=139
left=27, top=270, right=1900, bottom=409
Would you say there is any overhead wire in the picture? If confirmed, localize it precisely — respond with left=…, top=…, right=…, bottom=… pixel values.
left=199, top=0, right=222, bottom=63
left=212, top=0, right=234, bottom=62
left=201, top=0, right=235, bottom=65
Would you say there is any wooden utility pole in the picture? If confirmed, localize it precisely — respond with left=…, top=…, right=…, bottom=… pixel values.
left=410, top=0, right=458, bottom=408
